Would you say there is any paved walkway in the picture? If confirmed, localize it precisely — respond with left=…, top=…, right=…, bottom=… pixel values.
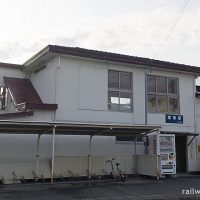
left=0, top=176, right=200, bottom=199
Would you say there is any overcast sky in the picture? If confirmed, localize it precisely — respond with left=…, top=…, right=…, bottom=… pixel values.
left=0, top=0, right=200, bottom=68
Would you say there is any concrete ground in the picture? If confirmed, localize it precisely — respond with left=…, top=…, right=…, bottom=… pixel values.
left=0, top=176, right=200, bottom=200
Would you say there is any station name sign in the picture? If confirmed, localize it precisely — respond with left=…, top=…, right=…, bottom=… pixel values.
left=165, top=114, right=183, bottom=124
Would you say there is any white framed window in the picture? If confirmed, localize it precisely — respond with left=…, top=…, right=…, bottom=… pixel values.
left=108, top=70, right=133, bottom=112
left=147, top=75, right=179, bottom=114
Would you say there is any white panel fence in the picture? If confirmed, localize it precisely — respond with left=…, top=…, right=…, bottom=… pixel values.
left=0, top=154, right=160, bottom=184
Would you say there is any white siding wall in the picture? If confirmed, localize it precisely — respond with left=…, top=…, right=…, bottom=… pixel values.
left=30, top=55, right=196, bottom=133
left=54, top=57, right=146, bottom=125
left=31, top=57, right=58, bottom=104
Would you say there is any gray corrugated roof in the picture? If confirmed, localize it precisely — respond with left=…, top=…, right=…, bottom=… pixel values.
left=24, top=45, right=200, bottom=74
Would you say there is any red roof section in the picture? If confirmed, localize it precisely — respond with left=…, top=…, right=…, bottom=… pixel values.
left=4, top=77, right=57, bottom=110
left=4, top=77, right=43, bottom=105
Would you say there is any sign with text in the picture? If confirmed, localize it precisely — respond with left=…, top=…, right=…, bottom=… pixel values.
left=166, top=114, right=183, bottom=124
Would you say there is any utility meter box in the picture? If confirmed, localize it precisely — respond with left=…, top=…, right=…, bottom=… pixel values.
left=147, top=133, right=176, bottom=175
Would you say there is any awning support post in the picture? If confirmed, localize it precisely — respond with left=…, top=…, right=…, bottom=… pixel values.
left=88, top=135, right=93, bottom=179
left=156, top=130, right=160, bottom=180
left=51, top=126, right=56, bottom=187
left=134, top=135, right=137, bottom=175
left=36, top=134, right=41, bottom=181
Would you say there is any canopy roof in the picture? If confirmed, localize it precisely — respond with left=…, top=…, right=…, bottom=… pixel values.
left=0, top=121, right=160, bottom=136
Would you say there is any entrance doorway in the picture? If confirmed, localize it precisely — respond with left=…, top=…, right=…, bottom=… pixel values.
left=175, top=136, right=187, bottom=172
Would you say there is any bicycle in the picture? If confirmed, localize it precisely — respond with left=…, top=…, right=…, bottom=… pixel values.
left=106, top=158, right=126, bottom=182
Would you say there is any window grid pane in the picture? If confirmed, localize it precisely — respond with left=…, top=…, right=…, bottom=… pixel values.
left=119, top=92, right=132, bottom=111
left=120, top=72, right=132, bottom=90
left=157, top=95, right=168, bottom=113
left=147, top=76, right=156, bottom=93
left=168, top=78, right=178, bottom=95
left=148, top=95, right=157, bottom=113
left=156, top=76, right=167, bottom=94
left=108, top=70, right=119, bottom=89
left=168, top=97, right=179, bottom=113
left=108, top=91, right=119, bottom=111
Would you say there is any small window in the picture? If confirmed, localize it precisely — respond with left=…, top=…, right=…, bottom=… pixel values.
left=116, top=136, right=143, bottom=143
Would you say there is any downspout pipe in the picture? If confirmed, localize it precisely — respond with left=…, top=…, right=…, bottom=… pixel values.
left=36, top=134, right=41, bottom=181
left=50, top=126, right=56, bottom=187
left=144, top=66, right=148, bottom=126
left=192, top=75, right=198, bottom=171
left=144, top=66, right=148, bottom=156
left=54, top=56, right=60, bottom=122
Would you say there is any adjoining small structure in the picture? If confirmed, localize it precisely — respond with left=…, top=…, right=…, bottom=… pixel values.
left=0, top=45, right=199, bottom=184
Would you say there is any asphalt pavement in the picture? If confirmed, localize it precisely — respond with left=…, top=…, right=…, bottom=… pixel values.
left=0, top=175, right=200, bottom=200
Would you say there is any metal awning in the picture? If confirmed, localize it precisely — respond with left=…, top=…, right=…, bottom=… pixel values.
left=0, top=120, right=161, bottom=186
left=0, top=120, right=160, bottom=136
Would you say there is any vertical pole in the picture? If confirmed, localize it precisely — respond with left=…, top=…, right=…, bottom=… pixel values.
left=156, top=130, right=160, bottom=180
left=134, top=135, right=137, bottom=175
left=51, top=126, right=56, bottom=186
left=36, top=134, right=41, bottom=181
left=156, top=154, right=160, bottom=180
left=88, top=135, right=93, bottom=179
left=144, top=66, right=148, bottom=126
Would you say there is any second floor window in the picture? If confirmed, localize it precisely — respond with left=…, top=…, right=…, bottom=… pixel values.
left=147, top=75, right=179, bottom=114
left=108, top=70, right=133, bottom=112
